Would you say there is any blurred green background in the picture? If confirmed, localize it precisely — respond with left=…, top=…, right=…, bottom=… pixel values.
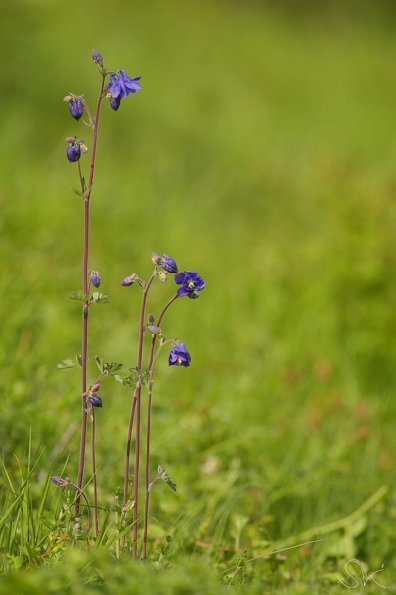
left=1, top=0, right=396, bottom=591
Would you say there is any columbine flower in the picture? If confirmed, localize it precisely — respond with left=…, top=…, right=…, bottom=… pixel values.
left=88, top=395, right=103, bottom=408
left=168, top=342, right=191, bottom=367
left=107, top=70, right=142, bottom=110
left=92, top=50, right=104, bottom=65
left=90, top=270, right=101, bottom=288
left=69, top=97, right=83, bottom=120
left=161, top=254, right=178, bottom=274
left=67, top=141, right=81, bottom=163
left=175, top=271, right=205, bottom=297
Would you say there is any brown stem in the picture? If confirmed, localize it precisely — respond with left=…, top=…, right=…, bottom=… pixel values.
left=131, top=273, right=155, bottom=558
left=142, top=295, right=178, bottom=559
left=91, top=409, right=99, bottom=536
left=75, top=75, right=105, bottom=515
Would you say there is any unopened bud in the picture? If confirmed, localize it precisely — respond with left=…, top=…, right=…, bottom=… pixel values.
left=151, top=252, right=161, bottom=265
left=88, top=395, right=103, bottom=408
left=90, top=270, right=101, bottom=288
left=146, top=325, right=161, bottom=335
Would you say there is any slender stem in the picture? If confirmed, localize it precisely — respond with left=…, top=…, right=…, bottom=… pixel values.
left=142, top=296, right=178, bottom=560
left=91, top=409, right=99, bottom=536
left=142, top=386, right=152, bottom=560
left=130, top=273, right=155, bottom=558
left=75, top=75, right=105, bottom=515
left=123, top=388, right=138, bottom=509
left=147, top=294, right=178, bottom=370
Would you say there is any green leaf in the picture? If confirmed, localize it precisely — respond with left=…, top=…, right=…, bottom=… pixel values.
left=103, top=361, right=123, bottom=375
left=95, top=355, right=104, bottom=372
left=72, top=188, right=83, bottom=198
left=91, top=292, right=109, bottom=304
left=57, top=354, right=82, bottom=369
left=158, top=465, right=176, bottom=492
left=69, top=291, right=84, bottom=301
left=57, top=359, right=78, bottom=369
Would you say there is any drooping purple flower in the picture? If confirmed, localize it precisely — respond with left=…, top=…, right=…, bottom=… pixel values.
left=92, top=50, right=104, bottom=65
left=88, top=395, right=103, bottom=408
left=175, top=271, right=205, bottom=297
left=51, top=476, right=62, bottom=485
left=161, top=254, right=178, bottom=274
left=90, top=270, right=101, bottom=288
left=107, top=70, right=142, bottom=99
left=168, top=342, right=191, bottom=367
left=69, top=98, right=83, bottom=120
left=109, top=96, right=121, bottom=111
left=67, top=141, right=81, bottom=163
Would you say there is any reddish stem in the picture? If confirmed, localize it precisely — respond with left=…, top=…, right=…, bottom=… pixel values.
left=130, top=273, right=155, bottom=558
left=142, top=294, right=178, bottom=559
left=91, top=409, right=99, bottom=536
left=75, top=75, right=105, bottom=515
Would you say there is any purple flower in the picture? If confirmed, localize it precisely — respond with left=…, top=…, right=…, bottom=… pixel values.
left=88, top=395, right=103, bottom=408
left=67, top=141, right=81, bottom=163
left=109, top=96, right=121, bottom=111
left=175, top=271, right=205, bottom=297
left=51, top=476, right=62, bottom=485
left=90, top=270, right=101, bottom=288
left=69, top=98, right=83, bottom=120
left=92, top=50, right=104, bottom=65
left=108, top=70, right=142, bottom=100
left=161, top=254, right=178, bottom=274
left=168, top=342, right=191, bottom=367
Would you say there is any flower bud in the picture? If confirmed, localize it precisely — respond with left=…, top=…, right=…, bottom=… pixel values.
left=161, top=254, right=178, bottom=273
left=146, top=325, right=161, bottom=335
left=151, top=252, right=162, bottom=265
left=110, top=96, right=121, bottom=111
left=147, top=314, right=155, bottom=324
left=69, top=98, right=83, bottom=120
left=51, top=475, right=62, bottom=485
left=67, top=142, right=81, bottom=163
left=91, top=383, right=101, bottom=393
left=88, top=395, right=103, bottom=408
left=90, top=270, right=101, bottom=288
left=92, top=50, right=104, bottom=65
left=121, top=273, right=139, bottom=286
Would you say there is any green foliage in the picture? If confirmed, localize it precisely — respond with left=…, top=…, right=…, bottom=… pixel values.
left=1, top=0, right=396, bottom=592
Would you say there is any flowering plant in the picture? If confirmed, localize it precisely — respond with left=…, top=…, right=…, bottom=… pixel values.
left=54, top=51, right=205, bottom=559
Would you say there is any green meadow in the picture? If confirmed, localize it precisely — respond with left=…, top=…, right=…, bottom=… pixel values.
left=1, top=1, right=396, bottom=592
